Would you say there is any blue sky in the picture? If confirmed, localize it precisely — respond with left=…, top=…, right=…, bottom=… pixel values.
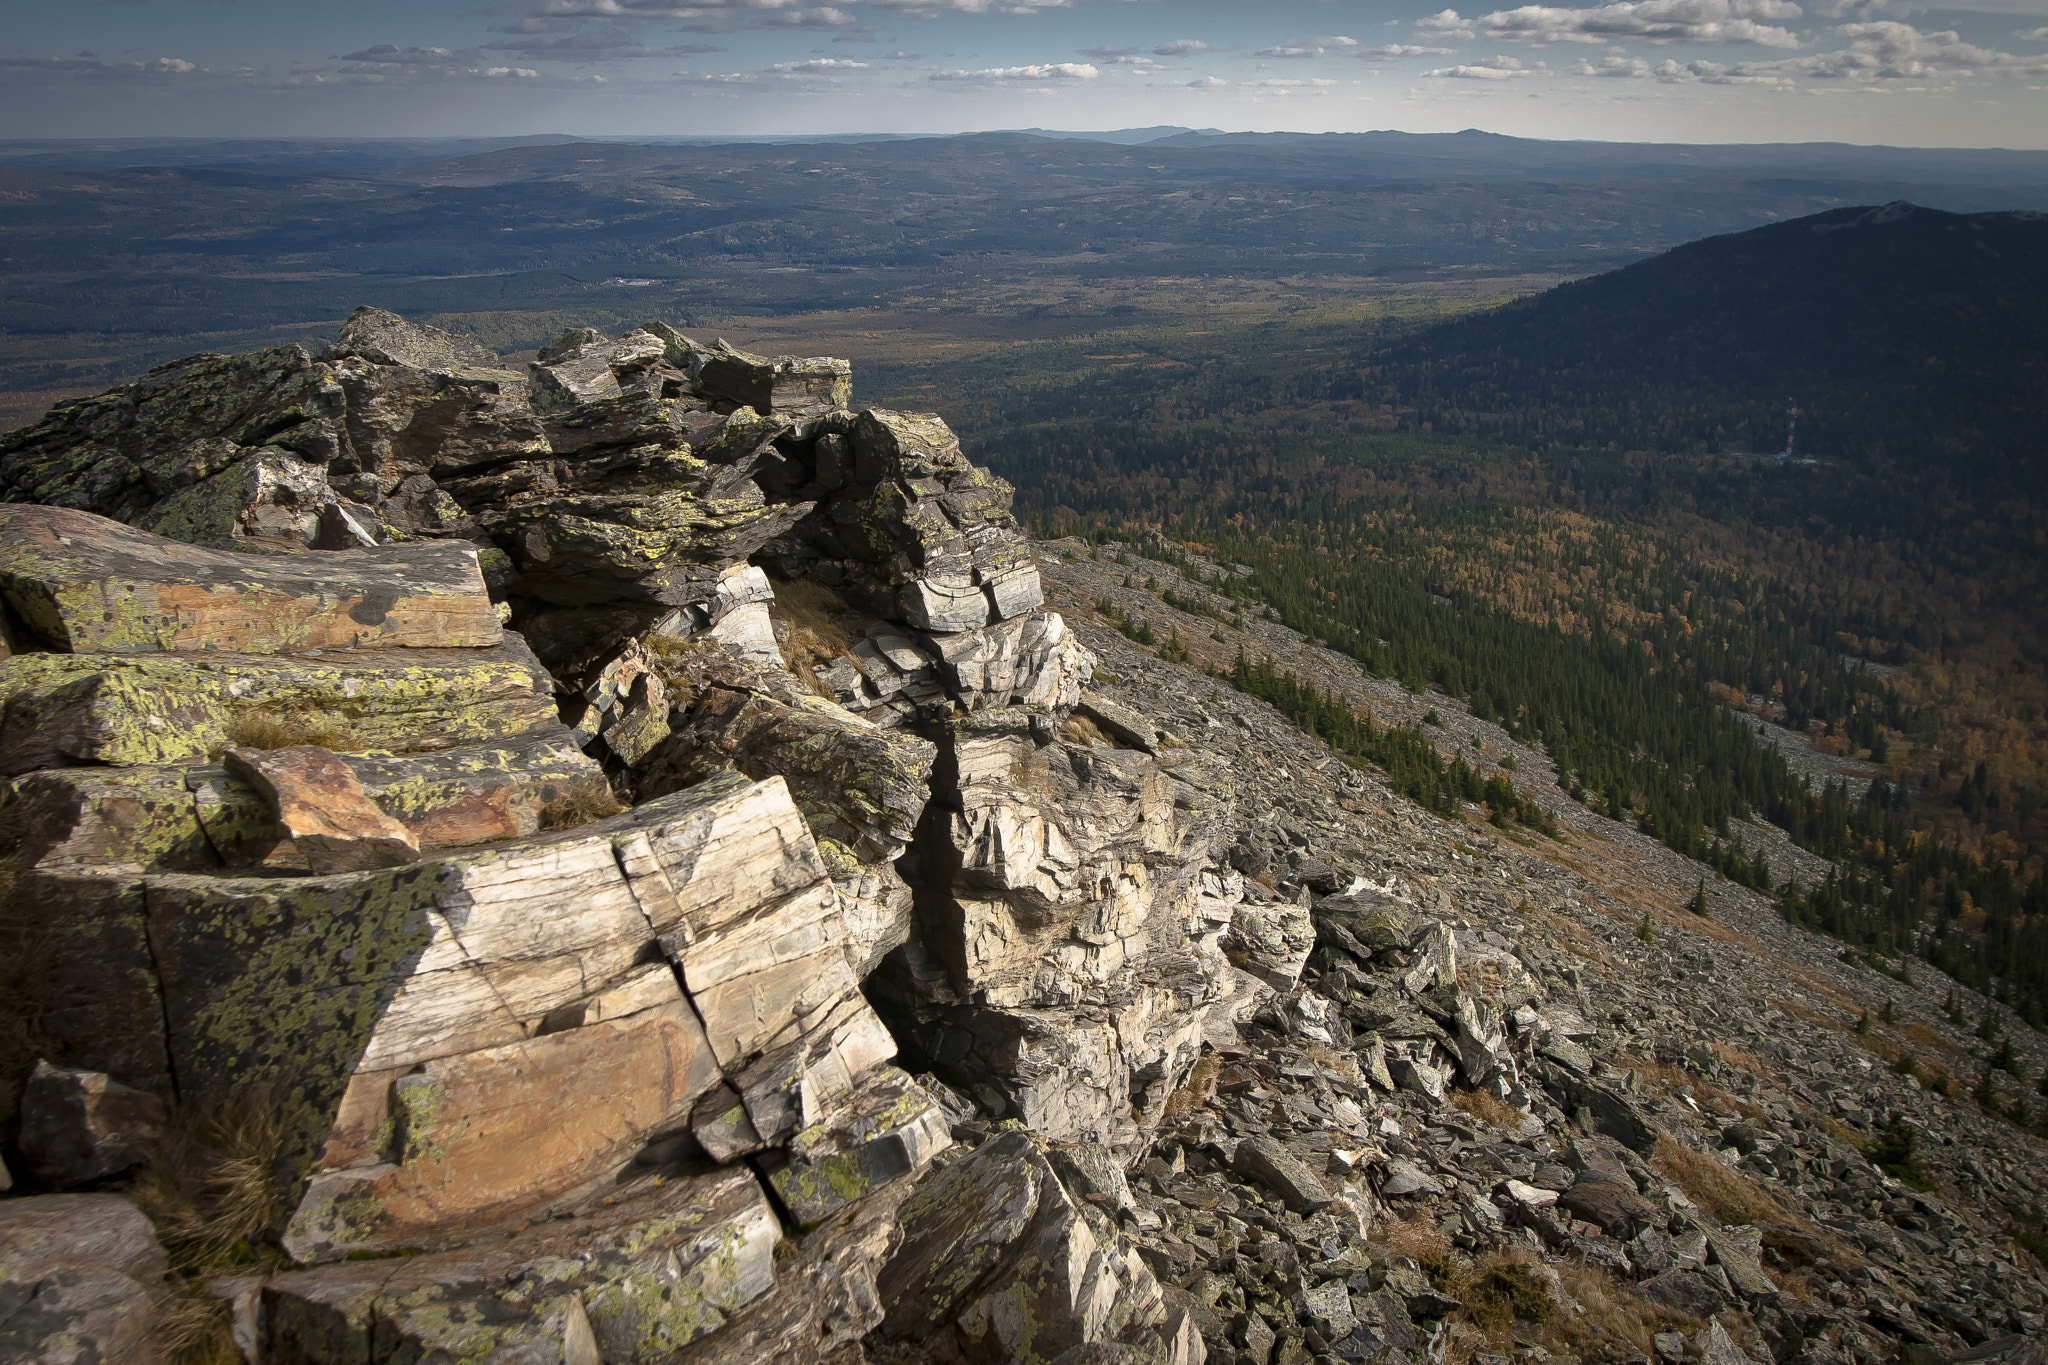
left=2, top=0, right=2044, bottom=146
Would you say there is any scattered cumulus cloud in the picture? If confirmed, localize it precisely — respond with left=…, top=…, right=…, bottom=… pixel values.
left=341, top=45, right=466, bottom=65
left=1366, top=43, right=1461, bottom=57
left=1641, top=20, right=2048, bottom=79
left=1255, top=35, right=1360, bottom=58
left=928, top=61, right=1099, bottom=81
left=1439, top=0, right=1804, bottom=49
left=1424, top=53, right=1545, bottom=75
left=1569, top=51, right=1655, bottom=71
left=2018, top=23, right=2048, bottom=38
left=1153, top=39, right=1210, bottom=56
left=1186, top=73, right=1229, bottom=87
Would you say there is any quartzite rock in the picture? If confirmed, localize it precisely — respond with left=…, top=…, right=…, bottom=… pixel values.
left=0, top=505, right=502, bottom=655
left=1230, top=1135, right=1335, bottom=1215
left=16, top=1061, right=168, bottom=1187
left=223, top=744, right=421, bottom=875
left=0, top=1194, right=168, bottom=1365
left=872, top=1130, right=1165, bottom=1362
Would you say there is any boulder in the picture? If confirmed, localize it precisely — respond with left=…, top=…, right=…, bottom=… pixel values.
left=1231, top=1135, right=1334, bottom=1215
left=327, top=304, right=500, bottom=373
left=766, top=1068, right=953, bottom=1226
left=16, top=1062, right=167, bottom=1187
left=872, top=1130, right=1165, bottom=1362
left=1225, top=895, right=1316, bottom=993
left=0, top=1194, right=168, bottom=1365
left=6, top=726, right=600, bottom=874
left=0, top=505, right=501, bottom=655
left=223, top=744, right=421, bottom=875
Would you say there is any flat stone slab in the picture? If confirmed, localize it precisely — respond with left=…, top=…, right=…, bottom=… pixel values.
left=5, top=726, right=599, bottom=874
left=0, top=637, right=555, bottom=775
left=257, top=1167, right=777, bottom=1363
left=0, top=504, right=502, bottom=655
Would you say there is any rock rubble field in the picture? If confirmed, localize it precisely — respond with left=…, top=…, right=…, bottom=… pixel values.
left=0, top=309, right=2043, bottom=1365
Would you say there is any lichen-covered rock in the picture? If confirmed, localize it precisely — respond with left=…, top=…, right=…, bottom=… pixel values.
left=0, top=1194, right=168, bottom=1365
left=766, top=1069, right=953, bottom=1227
left=0, top=505, right=502, bottom=654
left=260, top=1167, right=778, bottom=1364
left=17, top=1062, right=168, bottom=1188
left=0, top=637, right=557, bottom=775
left=872, top=1129, right=1165, bottom=1363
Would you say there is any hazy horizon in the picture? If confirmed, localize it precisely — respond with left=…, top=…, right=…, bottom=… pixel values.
left=3, top=0, right=2046, bottom=150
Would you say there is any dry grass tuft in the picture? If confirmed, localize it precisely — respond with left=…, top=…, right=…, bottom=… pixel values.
left=1543, top=1258, right=1702, bottom=1358
left=221, top=706, right=364, bottom=754
left=1161, top=1053, right=1221, bottom=1119
left=130, top=1085, right=298, bottom=1364
left=539, top=775, right=626, bottom=831
left=770, top=577, right=856, bottom=695
left=1058, top=714, right=1112, bottom=748
left=1651, top=1133, right=1806, bottom=1231
left=1450, top=1087, right=1523, bottom=1134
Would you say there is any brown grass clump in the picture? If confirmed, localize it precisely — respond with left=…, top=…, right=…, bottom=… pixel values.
left=1161, top=1053, right=1221, bottom=1119
left=769, top=577, right=856, bottom=695
left=1651, top=1133, right=1802, bottom=1229
left=221, top=706, right=364, bottom=754
left=539, top=776, right=626, bottom=831
left=1058, top=714, right=1112, bottom=748
left=1370, top=1226, right=1559, bottom=1350
left=1450, top=1087, right=1523, bottom=1134
left=1623, top=1054, right=1768, bottom=1125
left=130, top=1086, right=298, bottom=1364
left=1543, top=1258, right=1702, bottom=1358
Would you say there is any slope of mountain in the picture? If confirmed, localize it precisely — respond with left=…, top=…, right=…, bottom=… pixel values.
left=1352, top=202, right=2048, bottom=487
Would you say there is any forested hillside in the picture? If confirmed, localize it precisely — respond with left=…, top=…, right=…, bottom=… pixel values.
left=887, top=203, right=2048, bottom=1024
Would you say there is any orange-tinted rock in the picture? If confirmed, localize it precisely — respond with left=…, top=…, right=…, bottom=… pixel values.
left=0, top=504, right=502, bottom=655
left=283, top=997, right=718, bottom=1259
left=17, top=1062, right=168, bottom=1188
left=223, top=745, right=420, bottom=875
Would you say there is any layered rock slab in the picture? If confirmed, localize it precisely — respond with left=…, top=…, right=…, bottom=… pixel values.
left=254, top=1167, right=778, bottom=1365
left=0, top=504, right=501, bottom=655
left=0, top=637, right=556, bottom=775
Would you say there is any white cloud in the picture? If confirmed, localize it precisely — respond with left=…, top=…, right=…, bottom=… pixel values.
left=342, top=46, right=464, bottom=65
left=1569, top=51, right=1655, bottom=71
left=1424, top=53, right=1545, bottom=75
left=479, top=66, right=541, bottom=76
left=483, top=32, right=725, bottom=60
left=1255, top=35, right=1361, bottom=58
left=760, top=7, right=862, bottom=26
left=1154, top=39, right=1210, bottom=56
left=2018, top=23, right=2048, bottom=37
left=1417, top=9, right=1479, bottom=40
left=928, top=61, right=1099, bottom=81
left=507, top=0, right=811, bottom=25
left=1366, top=43, right=1461, bottom=57
left=769, top=57, right=868, bottom=70
left=1186, top=74, right=1229, bottom=87
left=1457, top=0, right=1804, bottom=49
left=1651, top=20, right=2048, bottom=78
left=867, top=0, right=1077, bottom=14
